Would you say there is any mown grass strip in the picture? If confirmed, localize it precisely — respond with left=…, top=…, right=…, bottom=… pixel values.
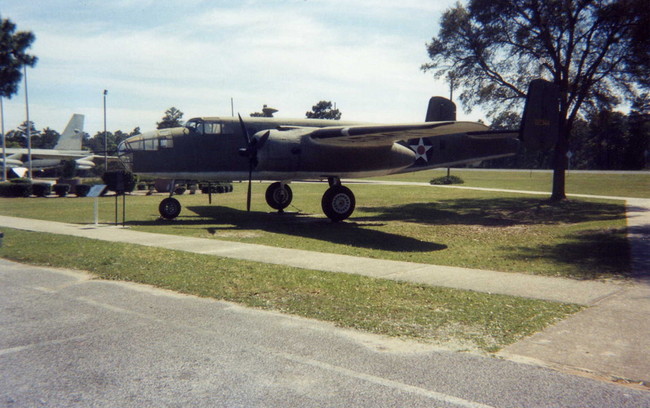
left=0, top=228, right=582, bottom=352
left=0, top=186, right=631, bottom=280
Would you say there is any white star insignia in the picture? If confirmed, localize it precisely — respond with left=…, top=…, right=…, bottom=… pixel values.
left=408, top=138, right=432, bottom=162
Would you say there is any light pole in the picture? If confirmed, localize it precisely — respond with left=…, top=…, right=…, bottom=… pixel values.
left=1, top=97, right=6, bottom=182
left=103, top=89, right=108, bottom=172
left=24, top=65, right=31, bottom=180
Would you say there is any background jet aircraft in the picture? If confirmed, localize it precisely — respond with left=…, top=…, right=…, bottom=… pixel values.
left=118, top=79, right=558, bottom=222
left=1, top=114, right=103, bottom=174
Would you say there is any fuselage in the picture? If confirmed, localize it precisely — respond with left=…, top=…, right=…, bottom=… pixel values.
left=117, top=116, right=519, bottom=182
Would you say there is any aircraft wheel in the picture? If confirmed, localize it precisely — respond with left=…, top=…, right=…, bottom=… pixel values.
left=159, top=197, right=181, bottom=220
left=265, top=182, right=293, bottom=210
left=322, top=185, right=355, bottom=222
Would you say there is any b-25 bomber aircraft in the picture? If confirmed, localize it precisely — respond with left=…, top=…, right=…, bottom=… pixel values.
left=118, top=79, right=559, bottom=222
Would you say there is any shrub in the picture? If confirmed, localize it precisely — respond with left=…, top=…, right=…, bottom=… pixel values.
left=32, top=183, right=52, bottom=197
left=53, top=184, right=70, bottom=197
left=75, top=184, right=91, bottom=197
left=0, top=182, right=32, bottom=197
left=102, top=170, right=137, bottom=194
left=430, top=175, right=464, bottom=185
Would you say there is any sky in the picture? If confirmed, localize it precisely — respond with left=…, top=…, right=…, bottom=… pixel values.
left=0, top=0, right=472, bottom=137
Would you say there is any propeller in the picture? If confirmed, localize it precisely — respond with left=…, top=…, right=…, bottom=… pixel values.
left=238, top=114, right=270, bottom=211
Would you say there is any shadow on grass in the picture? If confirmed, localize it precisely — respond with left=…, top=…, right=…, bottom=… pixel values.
left=128, top=205, right=447, bottom=253
left=506, top=228, right=631, bottom=280
left=358, top=197, right=626, bottom=227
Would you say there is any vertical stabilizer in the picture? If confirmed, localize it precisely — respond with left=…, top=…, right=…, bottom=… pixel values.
left=520, top=79, right=559, bottom=150
left=55, top=114, right=85, bottom=151
left=425, top=97, right=456, bottom=122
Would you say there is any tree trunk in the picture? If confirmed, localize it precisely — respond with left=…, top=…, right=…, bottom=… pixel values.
left=550, top=125, right=568, bottom=201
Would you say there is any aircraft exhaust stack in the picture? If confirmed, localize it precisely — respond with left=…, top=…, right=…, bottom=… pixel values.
left=520, top=79, right=560, bottom=151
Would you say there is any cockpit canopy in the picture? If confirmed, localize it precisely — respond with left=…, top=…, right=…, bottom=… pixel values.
left=185, top=119, right=223, bottom=135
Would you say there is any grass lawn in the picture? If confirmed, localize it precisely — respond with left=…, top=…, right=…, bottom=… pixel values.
left=0, top=228, right=582, bottom=353
left=0, top=170, right=633, bottom=351
left=0, top=180, right=631, bottom=280
left=376, top=169, right=650, bottom=198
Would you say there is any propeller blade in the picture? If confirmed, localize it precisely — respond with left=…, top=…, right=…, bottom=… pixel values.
left=246, top=165, right=253, bottom=212
left=256, top=130, right=270, bottom=149
left=238, top=113, right=251, bottom=144
left=237, top=113, right=262, bottom=212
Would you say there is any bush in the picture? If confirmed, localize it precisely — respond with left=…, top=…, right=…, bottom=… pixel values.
left=0, top=182, right=32, bottom=197
left=32, top=183, right=52, bottom=197
left=75, top=184, right=91, bottom=197
left=102, top=170, right=137, bottom=194
left=53, top=184, right=70, bottom=197
left=430, top=175, right=464, bottom=185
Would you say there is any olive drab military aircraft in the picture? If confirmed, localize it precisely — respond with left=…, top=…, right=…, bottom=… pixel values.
left=117, top=79, right=559, bottom=222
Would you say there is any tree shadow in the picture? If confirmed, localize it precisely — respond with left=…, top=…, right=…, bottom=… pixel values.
left=128, top=206, right=447, bottom=253
left=357, top=197, right=626, bottom=227
left=503, top=228, right=632, bottom=280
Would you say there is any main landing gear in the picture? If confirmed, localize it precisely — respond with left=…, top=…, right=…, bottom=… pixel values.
left=321, top=177, right=355, bottom=222
left=156, top=178, right=356, bottom=222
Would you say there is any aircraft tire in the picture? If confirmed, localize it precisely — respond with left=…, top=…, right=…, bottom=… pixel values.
left=322, top=185, right=355, bottom=222
left=265, top=182, right=293, bottom=210
left=159, top=197, right=181, bottom=220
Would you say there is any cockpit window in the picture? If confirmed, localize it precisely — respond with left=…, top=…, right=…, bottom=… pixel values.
left=186, top=120, right=202, bottom=134
left=204, top=122, right=222, bottom=135
left=186, top=119, right=222, bottom=135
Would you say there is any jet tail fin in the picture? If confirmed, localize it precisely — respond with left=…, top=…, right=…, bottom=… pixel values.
left=520, top=79, right=559, bottom=150
left=425, top=97, right=456, bottom=122
left=55, top=114, right=85, bottom=151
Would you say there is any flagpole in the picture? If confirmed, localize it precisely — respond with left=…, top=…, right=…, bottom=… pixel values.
left=1, top=97, right=6, bottom=181
left=24, top=65, right=32, bottom=180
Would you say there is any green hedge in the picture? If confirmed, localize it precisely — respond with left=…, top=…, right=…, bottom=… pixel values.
left=53, top=184, right=70, bottom=197
left=0, top=182, right=32, bottom=197
left=32, top=183, right=52, bottom=197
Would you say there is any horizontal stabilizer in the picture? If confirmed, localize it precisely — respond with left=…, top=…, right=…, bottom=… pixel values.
left=467, top=130, right=519, bottom=140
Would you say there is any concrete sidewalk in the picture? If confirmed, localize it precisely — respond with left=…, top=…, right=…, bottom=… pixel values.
left=0, top=214, right=625, bottom=306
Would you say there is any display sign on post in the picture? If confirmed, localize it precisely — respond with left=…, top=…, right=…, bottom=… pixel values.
left=87, top=185, right=107, bottom=225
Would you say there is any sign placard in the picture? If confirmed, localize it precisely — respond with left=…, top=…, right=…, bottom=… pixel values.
left=87, top=184, right=107, bottom=198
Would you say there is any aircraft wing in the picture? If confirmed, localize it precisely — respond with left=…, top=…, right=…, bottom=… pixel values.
left=309, top=121, right=490, bottom=147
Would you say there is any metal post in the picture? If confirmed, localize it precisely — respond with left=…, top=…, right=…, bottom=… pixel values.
left=103, top=90, right=108, bottom=171
left=94, top=196, right=99, bottom=226
left=24, top=65, right=31, bottom=180
left=1, top=97, right=6, bottom=182
left=122, top=193, right=126, bottom=227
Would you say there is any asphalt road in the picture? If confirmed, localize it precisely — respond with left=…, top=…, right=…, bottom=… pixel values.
left=2, top=260, right=648, bottom=408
